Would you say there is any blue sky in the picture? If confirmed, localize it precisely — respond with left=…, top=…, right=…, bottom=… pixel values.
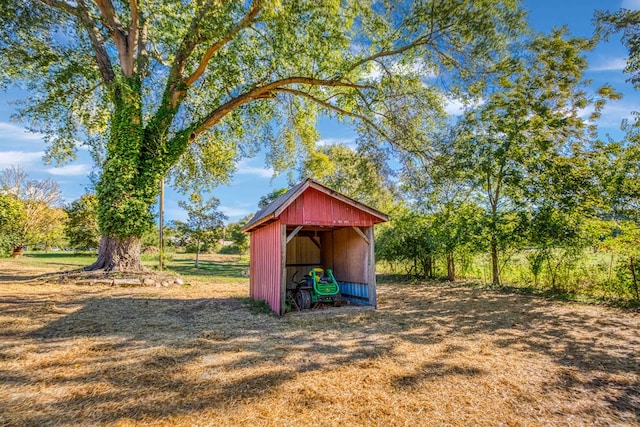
left=0, top=0, right=638, bottom=224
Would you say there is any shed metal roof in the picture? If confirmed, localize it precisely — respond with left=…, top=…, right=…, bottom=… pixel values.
left=242, top=178, right=388, bottom=232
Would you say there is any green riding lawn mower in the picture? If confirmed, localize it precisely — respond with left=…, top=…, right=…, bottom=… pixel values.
left=290, top=267, right=342, bottom=310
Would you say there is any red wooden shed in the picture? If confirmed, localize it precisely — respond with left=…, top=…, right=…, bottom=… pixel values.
left=243, top=178, right=389, bottom=315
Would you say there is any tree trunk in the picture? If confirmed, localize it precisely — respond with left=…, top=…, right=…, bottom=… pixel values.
left=195, top=238, right=200, bottom=268
left=85, top=236, right=145, bottom=272
left=447, top=252, right=456, bottom=282
left=490, top=237, right=500, bottom=286
left=88, top=80, right=157, bottom=273
left=11, top=245, right=24, bottom=258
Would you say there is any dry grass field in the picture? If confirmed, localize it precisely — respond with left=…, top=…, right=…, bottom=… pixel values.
left=0, top=255, right=639, bottom=426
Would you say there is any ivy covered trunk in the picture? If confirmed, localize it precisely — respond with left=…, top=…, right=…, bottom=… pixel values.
left=86, top=78, right=167, bottom=272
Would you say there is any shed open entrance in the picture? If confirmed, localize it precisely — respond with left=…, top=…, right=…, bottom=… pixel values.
left=285, top=225, right=375, bottom=307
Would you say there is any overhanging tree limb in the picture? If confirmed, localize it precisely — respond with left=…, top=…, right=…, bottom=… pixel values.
left=40, top=0, right=80, bottom=16
left=185, top=0, right=264, bottom=87
left=347, top=35, right=429, bottom=74
left=190, top=76, right=372, bottom=138
left=274, top=87, right=393, bottom=144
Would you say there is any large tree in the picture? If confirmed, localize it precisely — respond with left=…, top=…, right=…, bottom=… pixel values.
left=595, top=8, right=640, bottom=220
left=457, top=29, right=618, bottom=285
left=400, top=125, right=483, bottom=281
left=1, top=0, right=524, bottom=271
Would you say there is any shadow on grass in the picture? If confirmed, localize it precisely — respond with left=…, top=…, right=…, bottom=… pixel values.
left=0, top=282, right=638, bottom=424
left=0, top=294, right=394, bottom=425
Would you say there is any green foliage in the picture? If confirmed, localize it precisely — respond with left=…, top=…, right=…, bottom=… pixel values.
left=258, top=189, right=288, bottom=209
left=379, top=22, right=638, bottom=303
left=452, top=29, right=619, bottom=285
left=301, top=143, right=395, bottom=212
left=377, top=201, right=484, bottom=280
left=65, top=193, right=100, bottom=250
left=376, top=209, right=439, bottom=278
left=39, top=207, right=67, bottom=251
left=596, top=220, right=640, bottom=300
left=223, top=214, right=253, bottom=255
left=174, top=193, right=227, bottom=266
left=0, top=193, right=26, bottom=256
left=0, top=166, right=66, bottom=252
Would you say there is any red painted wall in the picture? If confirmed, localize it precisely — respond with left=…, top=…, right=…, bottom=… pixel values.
left=279, top=188, right=379, bottom=226
left=249, top=220, right=282, bottom=313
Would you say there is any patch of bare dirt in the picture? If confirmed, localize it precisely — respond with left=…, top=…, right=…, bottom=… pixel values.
left=0, top=276, right=638, bottom=426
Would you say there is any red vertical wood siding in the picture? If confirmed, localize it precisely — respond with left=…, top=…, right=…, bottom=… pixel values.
left=279, top=188, right=379, bottom=226
left=249, top=220, right=282, bottom=314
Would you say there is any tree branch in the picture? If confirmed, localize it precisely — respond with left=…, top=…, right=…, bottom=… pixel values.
left=163, top=1, right=216, bottom=109
left=185, top=0, right=264, bottom=87
left=190, top=77, right=372, bottom=138
left=93, top=0, right=136, bottom=76
left=136, top=10, right=148, bottom=76
left=129, top=0, right=139, bottom=51
left=75, top=0, right=116, bottom=84
left=346, top=35, right=429, bottom=74
left=40, top=0, right=80, bottom=17
left=275, top=88, right=393, bottom=143
left=345, top=3, right=466, bottom=77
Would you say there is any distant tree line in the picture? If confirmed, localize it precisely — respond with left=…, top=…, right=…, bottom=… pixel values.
left=0, top=166, right=67, bottom=256
left=0, top=165, right=250, bottom=259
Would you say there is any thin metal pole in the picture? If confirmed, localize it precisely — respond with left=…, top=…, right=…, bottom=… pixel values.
left=159, top=178, right=164, bottom=271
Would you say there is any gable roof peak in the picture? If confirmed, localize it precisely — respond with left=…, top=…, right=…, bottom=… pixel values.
left=242, top=178, right=388, bottom=232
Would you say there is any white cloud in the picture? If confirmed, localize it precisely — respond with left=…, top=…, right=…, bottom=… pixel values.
left=0, top=150, right=45, bottom=168
left=597, top=101, right=638, bottom=128
left=590, top=57, right=627, bottom=72
left=165, top=206, right=187, bottom=223
left=46, top=164, right=91, bottom=176
left=363, top=59, right=436, bottom=82
left=444, top=98, right=464, bottom=116
left=0, top=122, right=45, bottom=143
left=443, top=96, right=485, bottom=117
left=317, top=137, right=356, bottom=147
left=622, top=0, right=640, bottom=10
left=235, top=159, right=274, bottom=178
left=444, top=98, right=465, bottom=116
left=220, top=205, right=253, bottom=219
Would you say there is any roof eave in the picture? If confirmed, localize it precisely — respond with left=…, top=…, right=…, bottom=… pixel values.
left=242, top=213, right=276, bottom=233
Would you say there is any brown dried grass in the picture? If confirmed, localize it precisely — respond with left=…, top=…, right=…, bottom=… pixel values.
left=0, top=263, right=639, bottom=426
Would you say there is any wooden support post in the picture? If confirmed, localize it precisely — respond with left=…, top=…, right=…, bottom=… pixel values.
left=367, top=226, right=377, bottom=308
left=280, top=223, right=288, bottom=315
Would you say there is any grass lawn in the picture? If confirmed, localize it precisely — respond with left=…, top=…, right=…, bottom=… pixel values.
left=0, top=254, right=639, bottom=426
